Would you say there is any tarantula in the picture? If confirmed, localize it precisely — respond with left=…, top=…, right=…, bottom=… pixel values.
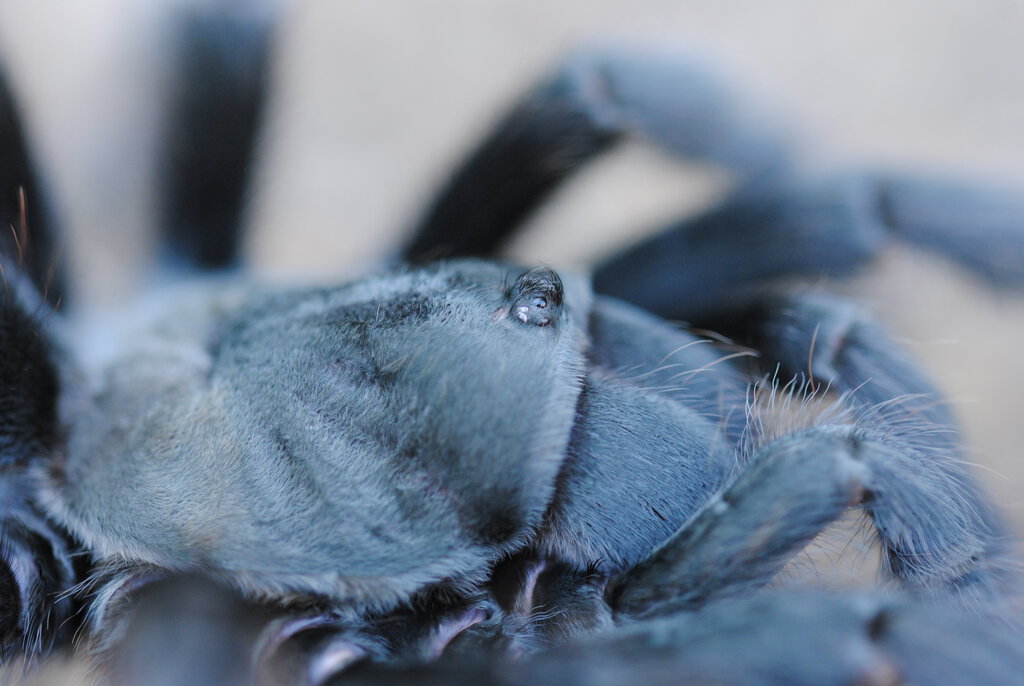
left=2, top=5, right=1024, bottom=685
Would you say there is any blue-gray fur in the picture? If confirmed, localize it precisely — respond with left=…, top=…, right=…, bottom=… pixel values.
left=539, top=375, right=732, bottom=574
left=595, top=171, right=1024, bottom=323
left=711, top=292, right=1011, bottom=594
left=45, top=261, right=588, bottom=611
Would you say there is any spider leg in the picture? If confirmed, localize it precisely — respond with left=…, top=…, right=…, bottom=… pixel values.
left=609, top=420, right=1005, bottom=625
left=534, top=359, right=738, bottom=577
left=599, top=301, right=1009, bottom=619
left=725, top=292, right=1010, bottom=590
left=607, top=423, right=868, bottom=619
left=103, top=574, right=265, bottom=686
left=546, top=592, right=1024, bottom=686
left=606, top=299, right=1012, bottom=615
left=404, top=45, right=789, bottom=262
left=535, top=292, right=1006, bottom=633
left=404, top=44, right=1024, bottom=301
left=706, top=292, right=958, bottom=429
left=0, top=66, right=63, bottom=304
left=587, top=296, right=750, bottom=441
left=333, top=592, right=1024, bottom=686
left=0, top=65, right=62, bottom=468
left=593, top=171, right=1024, bottom=322
left=157, top=3, right=276, bottom=273
left=0, top=65, right=81, bottom=662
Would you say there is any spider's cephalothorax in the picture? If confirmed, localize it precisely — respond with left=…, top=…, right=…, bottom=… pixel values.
left=1, top=6, right=1024, bottom=686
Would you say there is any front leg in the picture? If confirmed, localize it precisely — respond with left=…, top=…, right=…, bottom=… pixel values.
left=609, top=419, right=1003, bottom=623
left=606, top=298, right=1011, bottom=621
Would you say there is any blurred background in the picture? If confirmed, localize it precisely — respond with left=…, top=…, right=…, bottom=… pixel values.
left=1, top=0, right=1023, bottom=536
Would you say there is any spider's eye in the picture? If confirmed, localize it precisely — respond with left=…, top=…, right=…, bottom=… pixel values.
left=507, top=267, right=563, bottom=327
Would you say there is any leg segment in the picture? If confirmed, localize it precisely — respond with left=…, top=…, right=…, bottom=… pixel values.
left=608, top=295, right=1010, bottom=620
left=705, top=292, right=956, bottom=424
left=157, top=3, right=276, bottom=272
left=587, top=296, right=750, bottom=441
left=537, top=296, right=755, bottom=574
left=404, top=46, right=788, bottom=262
left=0, top=290, right=79, bottom=661
left=609, top=422, right=998, bottom=622
left=0, top=62, right=79, bottom=662
left=717, top=292, right=1011, bottom=591
left=594, top=172, right=1024, bottom=323
left=0, top=66, right=62, bottom=304
left=333, top=592, right=1024, bottom=686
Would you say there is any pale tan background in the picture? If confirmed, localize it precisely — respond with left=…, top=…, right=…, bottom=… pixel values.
left=2, top=0, right=1024, bottom=535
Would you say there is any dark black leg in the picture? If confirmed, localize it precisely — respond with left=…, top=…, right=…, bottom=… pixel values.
left=158, top=3, right=276, bottom=272
left=404, top=46, right=788, bottom=262
left=0, top=281, right=79, bottom=662
left=0, top=62, right=79, bottom=663
left=0, top=67, right=62, bottom=305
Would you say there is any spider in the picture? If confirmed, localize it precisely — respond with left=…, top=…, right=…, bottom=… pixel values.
left=1, top=5, right=1023, bottom=685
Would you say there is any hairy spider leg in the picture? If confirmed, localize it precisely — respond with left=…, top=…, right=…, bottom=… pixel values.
left=0, top=67, right=63, bottom=304
left=602, top=294, right=1009, bottom=627
left=332, top=592, right=1024, bottom=686
left=0, top=69, right=61, bottom=468
left=0, top=65, right=80, bottom=661
left=397, top=46, right=1024, bottom=321
left=0, top=2, right=277, bottom=660
left=714, top=292, right=1012, bottom=595
left=536, top=297, right=756, bottom=574
left=523, top=592, right=1024, bottom=686
left=403, top=45, right=789, bottom=262
left=594, top=172, right=1024, bottom=322
left=608, top=423, right=991, bottom=620
left=157, top=3, right=276, bottom=273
